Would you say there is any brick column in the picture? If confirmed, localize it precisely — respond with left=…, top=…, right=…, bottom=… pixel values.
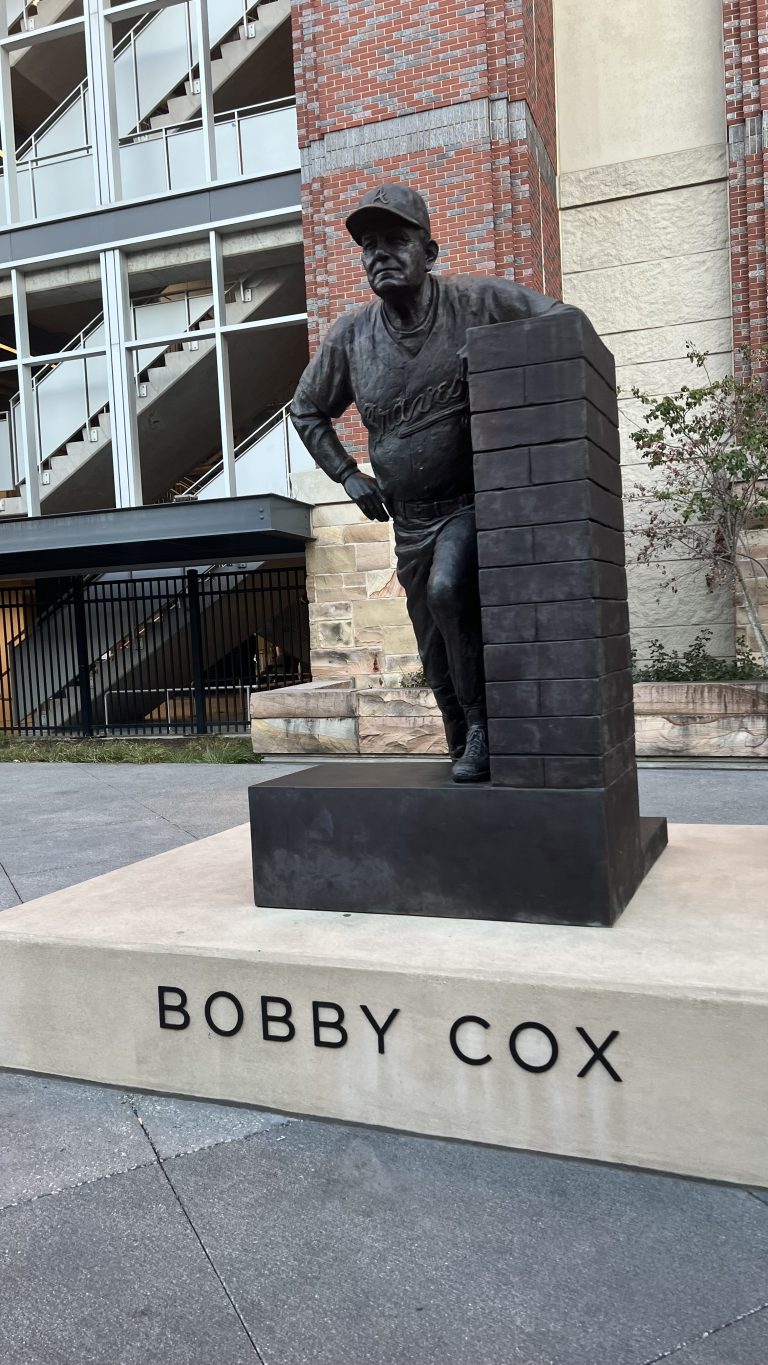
left=293, top=0, right=562, bottom=379
left=723, top=0, right=768, bottom=365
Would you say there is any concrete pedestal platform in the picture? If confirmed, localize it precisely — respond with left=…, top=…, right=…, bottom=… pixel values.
left=0, top=822, right=765, bottom=1188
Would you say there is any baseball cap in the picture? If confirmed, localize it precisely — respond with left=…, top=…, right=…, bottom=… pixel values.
left=345, top=184, right=432, bottom=244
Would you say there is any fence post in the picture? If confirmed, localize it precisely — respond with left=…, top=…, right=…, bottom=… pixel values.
left=186, top=569, right=207, bottom=735
left=72, top=577, right=94, bottom=738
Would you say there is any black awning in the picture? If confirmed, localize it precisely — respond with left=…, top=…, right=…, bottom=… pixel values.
left=0, top=495, right=312, bottom=579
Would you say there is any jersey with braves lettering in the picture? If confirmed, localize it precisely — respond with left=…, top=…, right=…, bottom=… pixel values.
left=290, top=274, right=569, bottom=505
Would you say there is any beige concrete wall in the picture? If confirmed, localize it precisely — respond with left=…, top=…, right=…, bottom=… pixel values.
left=736, top=528, right=768, bottom=659
left=554, top=0, right=734, bottom=662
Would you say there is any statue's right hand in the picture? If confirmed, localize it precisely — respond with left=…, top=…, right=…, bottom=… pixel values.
left=342, top=470, right=390, bottom=522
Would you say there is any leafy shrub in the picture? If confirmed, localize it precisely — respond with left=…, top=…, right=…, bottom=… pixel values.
left=632, top=630, right=768, bottom=682
left=629, top=344, right=768, bottom=668
left=401, top=667, right=427, bottom=689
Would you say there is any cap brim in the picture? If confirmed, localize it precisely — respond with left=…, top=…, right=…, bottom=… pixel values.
left=345, top=204, right=425, bottom=244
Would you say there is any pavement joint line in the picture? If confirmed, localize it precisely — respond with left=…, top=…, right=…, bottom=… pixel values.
left=747, top=1188, right=768, bottom=1208
left=0, top=1153, right=157, bottom=1216
left=122, top=1092, right=297, bottom=1160
left=638, top=1300, right=768, bottom=1364
left=79, top=767, right=203, bottom=843
left=0, top=1098, right=296, bottom=1217
left=0, top=857, right=23, bottom=905
left=129, top=1099, right=269, bottom=1364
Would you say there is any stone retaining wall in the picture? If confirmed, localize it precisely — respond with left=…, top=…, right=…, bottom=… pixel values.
left=251, top=680, right=446, bottom=756
left=252, top=679, right=768, bottom=761
left=634, top=682, right=768, bottom=759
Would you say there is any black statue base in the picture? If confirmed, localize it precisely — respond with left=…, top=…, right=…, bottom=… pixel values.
left=248, top=763, right=667, bottom=927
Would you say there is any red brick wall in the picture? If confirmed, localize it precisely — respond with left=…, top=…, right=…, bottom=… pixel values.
left=293, top=0, right=562, bottom=446
left=723, top=0, right=768, bottom=368
left=294, top=0, right=491, bottom=140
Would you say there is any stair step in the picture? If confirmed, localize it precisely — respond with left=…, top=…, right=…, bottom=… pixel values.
left=160, top=349, right=192, bottom=372
left=31, top=267, right=289, bottom=507
left=148, top=2, right=289, bottom=130
left=28, top=0, right=74, bottom=32
left=160, top=94, right=198, bottom=127
left=215, top=38, right=252, bottom=72
left=0, top=493, right=26, bottom=517
left=62, top=441, right=95, bottom=464
left=184, top=52, right=233, bottom=96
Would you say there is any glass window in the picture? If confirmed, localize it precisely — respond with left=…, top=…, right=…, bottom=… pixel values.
left=138, top=337, right=219, bottom=506
left=2, top=258, right=110, bottom=510
left=223, top=257, right=305, bottom=328
left=6, top=23, right=92, bottom=225
left=211, top=321, right=309, bottom=501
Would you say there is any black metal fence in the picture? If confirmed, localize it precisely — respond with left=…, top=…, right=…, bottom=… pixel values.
left=0, top=567, right=310, bottom=737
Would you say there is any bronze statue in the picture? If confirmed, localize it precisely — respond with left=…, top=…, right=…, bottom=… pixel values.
left=291, top=184, right=568, bottom=782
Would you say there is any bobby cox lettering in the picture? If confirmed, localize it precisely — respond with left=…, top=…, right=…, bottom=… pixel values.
left=158, top=988, right=622, bottom=1082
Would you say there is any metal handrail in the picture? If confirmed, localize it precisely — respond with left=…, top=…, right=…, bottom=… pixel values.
left=15, top=77, right=89, bottom=164
left=14, top=10, right=154, bottom=166
left=18, top=138, right=92, bottom=171
left=117, top=96, right=296, bottom=198
left=10, top=93, right=296, bottom=229
left=1, top=307, right=107, bottom=483
left=182, top=401, right=293, bottom=499
left=1, top=270, right=266, bottom=486
left=119, top=94, right=295, bottom=147
left=12, top=0, right=264, bottom=168
left=14, top=12, right=166, bottom=165
left=129, top=273, right=256, bottom=385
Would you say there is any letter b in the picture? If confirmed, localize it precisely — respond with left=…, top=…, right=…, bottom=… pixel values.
left=261, top=996, right=296, bottom=1042
left=158, top=986, right=190, bottom=1031
left=312, top=1000, right=347, bottom=1049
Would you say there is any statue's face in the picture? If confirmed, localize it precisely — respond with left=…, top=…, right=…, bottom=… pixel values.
left=360, top=219, right=434, bottom=298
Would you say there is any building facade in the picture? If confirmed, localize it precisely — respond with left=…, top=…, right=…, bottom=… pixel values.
left=0, top=1, right=757, bottom=742
left=0, top=0, right=313, bottom=734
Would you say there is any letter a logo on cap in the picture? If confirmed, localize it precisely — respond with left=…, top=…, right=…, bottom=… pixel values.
left=371, top=188, right=391, bottom=206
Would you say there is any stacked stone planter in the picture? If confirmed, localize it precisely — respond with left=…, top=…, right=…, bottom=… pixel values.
left=250, top=679, right=446, bottom=756
left=634, top=681, right=768, bottom=758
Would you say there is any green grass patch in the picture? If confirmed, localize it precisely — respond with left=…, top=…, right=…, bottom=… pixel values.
left=0, top=736, right=262, bottom=764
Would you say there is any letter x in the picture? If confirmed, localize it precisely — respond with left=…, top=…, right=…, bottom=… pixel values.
left=576, top=1027, right=622, bottom=1082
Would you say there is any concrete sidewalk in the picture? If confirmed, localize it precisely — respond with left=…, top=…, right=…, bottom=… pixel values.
left=1, top=762, right=767, bottom=1365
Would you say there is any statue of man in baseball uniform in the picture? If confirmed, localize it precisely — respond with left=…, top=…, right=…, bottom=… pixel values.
left=290, top=184, right=570, bottom=782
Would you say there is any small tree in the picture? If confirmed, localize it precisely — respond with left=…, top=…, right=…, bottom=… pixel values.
left=630, top=345, right=768, bottom=668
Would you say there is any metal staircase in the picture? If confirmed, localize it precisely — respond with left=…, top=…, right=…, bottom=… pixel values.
left=1, top=263, right=305, bottom=515
left=7, top=0, right=78, bottom=29
left=184, top=403, right=315, bottom=503
left=147, top=3, right=290, bottom=132
left=5, top=0, right=293, bottom=222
